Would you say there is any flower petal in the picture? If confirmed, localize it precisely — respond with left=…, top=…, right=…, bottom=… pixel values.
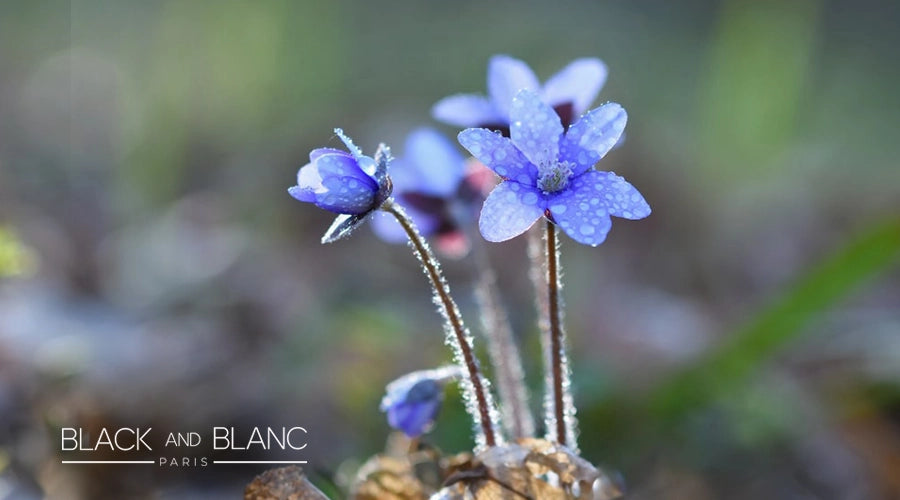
left=562, top=103, right=627, bottom=175
left=287, top=185, right=315, bottom=203
left=458, top=128, right=537, bottom=182
left=387, top=398, right=441, bottom=437
left=542, top=58, right=608, bottom=116
left=404, top=128, right=465, bottom=197
left=593, top=171, right=651, bottom=219
left=294, top=153, right=377, bottom=208
left=309, top=147, right=348, bottom=163
left=292, top=155, right=378, bottom=214
left=510, top=89, right=563, bottom=169
left=300, top=152, right=376, bottom=190
left=488, top=55, right=540, bottom=120
left=311, top=175, right=377, bottom=214
left=546, top=172, right=615, bottom=247
left=479, top=181, right=544, bottom=242
left=432, top=94, right=502, bottom=128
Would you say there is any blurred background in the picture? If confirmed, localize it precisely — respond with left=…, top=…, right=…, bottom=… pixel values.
left=1, top=0, right=899, bottom=498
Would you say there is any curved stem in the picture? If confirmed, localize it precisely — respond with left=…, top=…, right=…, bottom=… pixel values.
left=545, top=220, right=567, bottom=446
left=382, top=200, right=497, bottom=447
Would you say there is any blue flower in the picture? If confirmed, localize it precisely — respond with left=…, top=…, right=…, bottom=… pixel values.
left=288, top=128, right=392, bottom=243
left=433, top=55, right=608, bottom=132
left=371, top=128, right=490, bottom=257
left=458, top=89, right=650, bottom=247
left=379, top=366, right=462, bottom=438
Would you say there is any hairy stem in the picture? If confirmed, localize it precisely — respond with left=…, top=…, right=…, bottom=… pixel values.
left=472, top=243, right=534, bottom=439
left=382, top=200, right=497, bottom=448
left=530, top=221, right=577, bottom=450
left=546, top=221, right=567, bottom=446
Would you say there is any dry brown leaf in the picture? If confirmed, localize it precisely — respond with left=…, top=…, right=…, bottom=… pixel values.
left=244, top=465, right=329, bottom=500
left=432, top=439, right=624, bottom=500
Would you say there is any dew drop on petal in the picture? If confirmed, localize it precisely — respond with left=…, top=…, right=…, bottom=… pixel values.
left=522, top=192, right=539, bottom=205
left=580, top=224, right=595, bottom=236
left=550, top=204, right=567, bottom=214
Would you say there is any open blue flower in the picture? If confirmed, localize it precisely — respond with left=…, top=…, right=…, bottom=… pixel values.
left=458, top=89, right=650, bottom=247
left=288, top=128, right=392, bottom=243
left=371, top=128, right=489, bottom=257
left=433, top=55, right=608, bottom=132
left=379, top=366, right=462, bottom=438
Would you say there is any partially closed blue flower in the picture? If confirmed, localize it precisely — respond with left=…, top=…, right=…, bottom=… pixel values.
left=458, top=89, right=650, bottom=247
left=288, top=128, right=392, bottom=243
left=379, top=366, right=462, bottom=438
left=433, top=55, right=608, bottom=132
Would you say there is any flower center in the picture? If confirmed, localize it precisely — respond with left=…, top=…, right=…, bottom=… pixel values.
left=537, top=160, right=574, bottom=194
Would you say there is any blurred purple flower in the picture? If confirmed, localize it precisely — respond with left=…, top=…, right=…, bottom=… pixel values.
left=372, top=128, right=492, bottom=258
left=288, top=128, right=393, bottom=243
left=433, top=55, right=608, bottom=133
left=458, top=89, right=649, bottom=247
left=379, top=366, right=462, bottom=438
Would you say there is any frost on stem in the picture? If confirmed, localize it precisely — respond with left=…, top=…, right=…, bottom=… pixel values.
left=474, top=265, right=534, bottom=440
left=529, top=223, right=579, bottom=452
left=382, top=200, right=501, bottom=450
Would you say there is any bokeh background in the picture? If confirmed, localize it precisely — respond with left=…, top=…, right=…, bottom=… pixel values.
left=1, top=0, right=899, bottom=498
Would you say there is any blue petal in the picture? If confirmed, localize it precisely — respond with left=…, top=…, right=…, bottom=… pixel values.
left=479, top=181, right=544, bottom=242
left=404, top=128, right=465, bottom=197
left=312, top=175, right=377, bottom=214
left=458, top=128, right=537, bottom=183
left=309, top=147, right=349, bottom=163
left=299, top=152, right=375, bottom=189
left=432, top=94, right=502, bottom=128
left=293, top=153, right=378, bottom=214
left=592, top=171, right=651, bottom=220
left=488, top=55, right=540, bottom=120
left=288, top=185, right=315, bottom=203
left=387, top=399, right=441, bottom=437
left=562, top=103, right=627, bottom=175
left=509, top=89, right=563, bottom=170
left=546, top=172, right=615, bottom=247
left=542, top=58, right=608, bottom=116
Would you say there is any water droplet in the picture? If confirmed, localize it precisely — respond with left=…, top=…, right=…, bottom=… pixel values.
left=550, top=204, right=567, bottom=214
left=522, top=192, right=538, bottom=205
left=580, top=224, right=595, bottom=235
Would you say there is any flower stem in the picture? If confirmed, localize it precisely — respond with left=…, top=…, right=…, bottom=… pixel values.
left=546, top=221, right=567, bottom=446
left=382, top=200, right=497, bottom=448
left=533, top=220, right=578, bottom=450
left=471, top=245, right=534, bottom=439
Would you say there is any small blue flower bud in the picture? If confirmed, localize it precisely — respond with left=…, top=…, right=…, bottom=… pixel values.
left=379, top=366, right=462, bottom=438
